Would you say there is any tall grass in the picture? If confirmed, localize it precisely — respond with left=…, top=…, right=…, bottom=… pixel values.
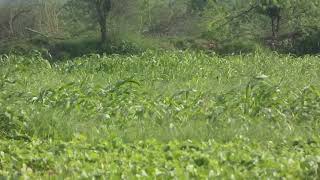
left=0, top=51, right=319, bottom=143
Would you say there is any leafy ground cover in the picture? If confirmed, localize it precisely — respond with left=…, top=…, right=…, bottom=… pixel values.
left=1, top=138, right=319, bottom=178
left=0, top=51, right=320, bottom=178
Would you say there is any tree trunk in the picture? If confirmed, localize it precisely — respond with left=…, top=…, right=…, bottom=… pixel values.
left=95, top=0, right=111, bottom=46
left=271, top=17, right=275, bottom=38
left=99, top=18, right=107, bottom=45
left=8, top=10, right=14, bottom=37
left=276, top=16, right=280, bottom=33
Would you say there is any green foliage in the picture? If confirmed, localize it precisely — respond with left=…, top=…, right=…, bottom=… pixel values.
left=1, top=138, right=320, bottom=178
left=63, top=0, right=112, bottom=44
left=201, top=0, right=320, bottom=54
left=0, top=51, right=320, bottom=178
left=291, top=30, right=320, bottom=55
left=1, top=0, right=319, bottom=55
left=50, top=37, right=146, bottom=59
left=1, top=51, right=320, bottom=141
left=188, top=0, right=208, bottom=12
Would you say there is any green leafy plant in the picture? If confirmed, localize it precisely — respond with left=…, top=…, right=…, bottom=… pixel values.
left=0, top=51, right=319, bottom=178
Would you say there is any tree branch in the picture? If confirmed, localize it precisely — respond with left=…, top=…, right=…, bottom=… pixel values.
left=214, top=4, right=258, bottom=30
left=25, top=27, right=65, bottom=40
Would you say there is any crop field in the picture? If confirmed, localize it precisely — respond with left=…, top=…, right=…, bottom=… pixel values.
left=0, top=51, right=320, bottom=178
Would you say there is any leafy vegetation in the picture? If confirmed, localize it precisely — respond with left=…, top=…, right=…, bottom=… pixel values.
left=1, top=0, right=319, bottom=57
left=1, top=138, right=320, bottom=178
left=0, top=0, right=319, bottom=178
left=1, top=51, right=320, bottom=178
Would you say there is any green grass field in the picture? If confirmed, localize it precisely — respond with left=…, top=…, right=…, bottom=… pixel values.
left=1, top=51, right=320, bottom=178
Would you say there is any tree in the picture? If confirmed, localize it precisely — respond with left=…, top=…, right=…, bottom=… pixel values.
left=64, top=0, right=112, bottom=45
left=255, top=0, right=287, bottom=39
left=202, top=0, right=319, bottom=54
left=255, top=0, right=320, bottom=52
left=0, top=0, right=64, bottom=40
left=94, top=0, right=112, bottom=44
left=0, top=0, right=34, bottom=38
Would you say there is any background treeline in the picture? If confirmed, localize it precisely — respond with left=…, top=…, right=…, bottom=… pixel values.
left=0, top=0, right=319, bottom=59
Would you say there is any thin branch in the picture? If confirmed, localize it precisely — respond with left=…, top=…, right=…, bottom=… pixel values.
left=214, top=4, right=258, bottom=30
left=25, top=27, right=65, bottom=40
left=25, top=27, right=49, bottom=38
